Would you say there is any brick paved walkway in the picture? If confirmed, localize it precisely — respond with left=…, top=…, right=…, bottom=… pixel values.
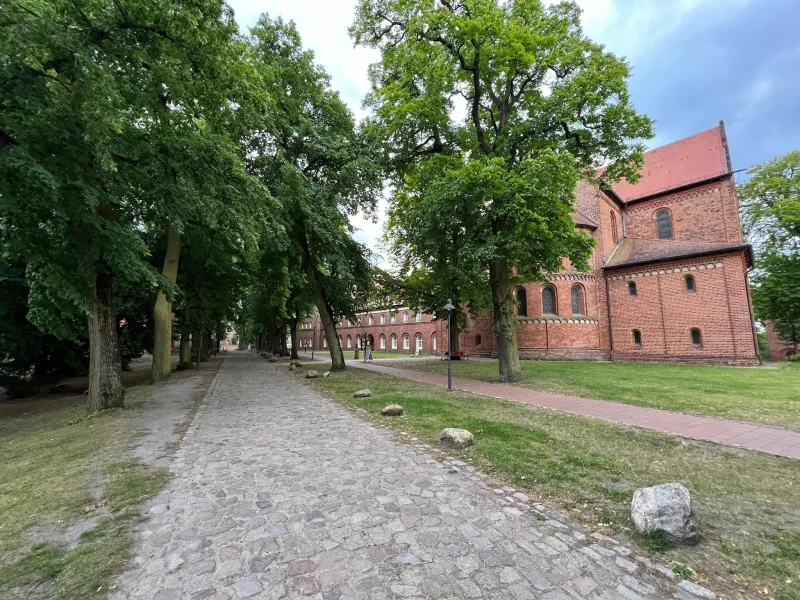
left=348, top=361, right=800, bottom=460
left=111, top=352, right=710, bottom=600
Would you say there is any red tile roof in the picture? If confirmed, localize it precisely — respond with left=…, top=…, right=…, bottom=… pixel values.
left=604, top=238, right=753, bottom=269
left=609, top=126, right=729, bottom=202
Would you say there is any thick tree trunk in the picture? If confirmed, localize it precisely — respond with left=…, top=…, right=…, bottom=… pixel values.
left=489, top=259, right=522, bottom=382
left=191, top=330, right=201, bottom=358
left=290, top=317, right=299, bottom=360
left=300, top=234, right=345, bottom=370
left=87, top=269, right=124, bottom=410
left=179, top=335, right=190, bottom=363
left=151, top=224, right=181, bottom=382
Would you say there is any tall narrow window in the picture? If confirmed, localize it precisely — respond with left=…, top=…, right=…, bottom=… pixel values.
left=542, top=287, right=556, bottom=315
left=391, top=314, right=396, bottom=324
left=379, top=334, right=386, bottom=349
left=403, top=311, right=409, bottom=323
left=391, top=334, right=397, bottom=349
left=347, top=335, right=352, bottom=349
left=628, top=281, right=637, bottom=297
left=515, top=287, right=528, bottom=317
left=380, top=314, right=386, bottom=325
left=655, top=209, right=673, bottom=240
left=416, top=311, right=422, bottom=322
left=432, top=335, right=437, bottom=351
left=475, top=334, right=482, bottom=346
left=633, top=330, right=642, bottom=347
left=571, top=284, right=585, bottom=315
left=416, top=334, right=423, bottom=351
left=685, top=275, right=696, bottom=293
left=323, top=337, right=327, bottom=348
left=368, top=315, right=374, bottom=325
left=403, top=334, right=410, bottom=349
left=611, top=212, right=619, bottom=244
left=691, top=328, right=703, bottom=348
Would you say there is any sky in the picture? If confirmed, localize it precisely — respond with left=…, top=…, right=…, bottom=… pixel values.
left=228, top=0, right=800, bottom=258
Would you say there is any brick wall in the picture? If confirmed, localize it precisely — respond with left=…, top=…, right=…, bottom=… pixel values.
left=606, top=251, right=758, bottom=365
left=624, top=178, right=744, bottom=244
left=766, top=321, right=797, bottom=361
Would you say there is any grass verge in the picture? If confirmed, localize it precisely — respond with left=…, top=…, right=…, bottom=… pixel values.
left=306, top=365, right=800, bottom=600
left=390, top=358, right=800, bottom=430
left=0, top=358, right=220, bottom=599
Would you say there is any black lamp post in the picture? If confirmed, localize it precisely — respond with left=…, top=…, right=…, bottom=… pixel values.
left=444, top=299, right=455, bottom=392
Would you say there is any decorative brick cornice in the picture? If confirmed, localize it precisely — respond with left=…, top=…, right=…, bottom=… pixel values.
left=516, top=317, right=599, bottom=325
left=544, top=272, right=595, bottom=282
left=607, top=262, right=724, bottom=281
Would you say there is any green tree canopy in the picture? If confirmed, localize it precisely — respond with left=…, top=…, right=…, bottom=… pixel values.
left=752, top=252, right=800, bottom=352
left=353, top=0, right=653, bottom=380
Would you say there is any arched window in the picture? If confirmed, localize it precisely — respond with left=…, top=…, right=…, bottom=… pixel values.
left=390, top=313, right=396, bottom=324
left=379, top=334, right=386, bottom=349
left=685, top=275, right=696, bottom=293
left=356, top=335, right=362, bottom=349
left=368, top=315, right=374, bottom=325
left=475, top=334, right=482, bottom=346
left=346, top=335, right=352, bottom=349
left=611, top=212, right=619, bottom=245
left=323, top=337, right=327, bottom=348
left=380, top=314, right=386, bottom=325
left=633, top=330, right=642, bottom=347
left=571, top=284, right=585, bottom=315
left=432, top=334, right=437, bottom=351
left=391, top=334, right=398, bottom=349
left=655, top=209, right=673, bottom=240
left=403, top=334, right=410, bottom=349
left=403, top=311, right=409, bottom=323
left=416, top=334, right=423, bottom=351
left=541, top=286, right=556, bottom=315
left=691, top=328, right=703, bottom=348
left=628, top=281, right=637, bottom=297
left=416, top=311, right=422, bottom=322
left=515, top=287, right=528, bottom=317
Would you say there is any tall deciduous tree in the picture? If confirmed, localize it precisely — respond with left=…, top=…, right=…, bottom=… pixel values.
left=752, top=252, right=800, bottom=353
left=353, top=0, right=652, bottom=381
left=740, top=150, right=800, bottom=253
left=247, top=16, right=382, bottom=370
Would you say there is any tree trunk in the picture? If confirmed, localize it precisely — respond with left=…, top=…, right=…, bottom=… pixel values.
left=489, top=259, right=522, bottom=382
left=300, top=234, right=345, bottom=370
left=449, top=313, right=461, bottom=354
left=290, top=317, right=299, bottom=360
left=87, top=268, right=124, bottom=410
left=151, top=224, right=181, bottom=382
left=192, top=330, right=201, bottom=358
left=179, top=335, right=190, bottom=363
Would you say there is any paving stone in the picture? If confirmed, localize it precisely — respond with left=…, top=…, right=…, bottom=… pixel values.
left=108, top=354, right=683, bottom=600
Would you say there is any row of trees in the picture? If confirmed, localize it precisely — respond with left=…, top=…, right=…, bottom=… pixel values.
left=1, top=1, right=381, bottom=408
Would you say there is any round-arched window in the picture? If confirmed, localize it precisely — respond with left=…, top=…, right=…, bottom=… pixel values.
left=542, top=286, right=556, bottom=315
left=655, top=209, right=673, bottom=240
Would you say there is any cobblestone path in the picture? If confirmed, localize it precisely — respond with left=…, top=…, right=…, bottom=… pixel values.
left=348, top=361, right=800, bottom=460
left=112, top=353, right=709, bottom=600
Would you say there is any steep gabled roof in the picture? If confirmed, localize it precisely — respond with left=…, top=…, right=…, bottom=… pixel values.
left=610, top=126, right=729, bottom=202
left=604, top=238, right=753, bottom=269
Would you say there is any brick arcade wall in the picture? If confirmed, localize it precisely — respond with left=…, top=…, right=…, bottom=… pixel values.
left=623, top=178, right=744, bottom=245
left=606, top=251, right=759, bottom=365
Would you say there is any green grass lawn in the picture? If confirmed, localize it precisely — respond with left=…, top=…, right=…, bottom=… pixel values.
left=306, top=365, right=800, bottom=600
left=389, top=359, right=800, bottom=430
left=0, top=361, right=219, bottom=600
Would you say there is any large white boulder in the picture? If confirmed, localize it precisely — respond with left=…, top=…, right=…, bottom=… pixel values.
left=631, top=483, right=697, bottom=544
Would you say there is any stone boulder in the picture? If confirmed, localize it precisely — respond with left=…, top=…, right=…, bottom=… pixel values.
left=381, top=404, right=404, bottom=416
left=439, top=428, right=474, bottom=449
left=353, top=389, right=373, bottom=398
left=323, top=371, right=331, bottom=378
left=289, top=360, right=303, bottom=367
left=631, top=483, right=698, bottom=544
left=305, top=370, right=319, bottom=379
left=288, top=364, right=297, bottom=372
left=268, top=357, right=278, bottom=363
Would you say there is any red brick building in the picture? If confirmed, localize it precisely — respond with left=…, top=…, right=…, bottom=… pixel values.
left=766, top=322, right=796, bottom=362
left=298, top=123, right=760, bottom=365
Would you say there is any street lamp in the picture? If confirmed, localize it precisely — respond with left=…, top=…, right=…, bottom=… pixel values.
left=443, top=299, right=455, bottom=392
